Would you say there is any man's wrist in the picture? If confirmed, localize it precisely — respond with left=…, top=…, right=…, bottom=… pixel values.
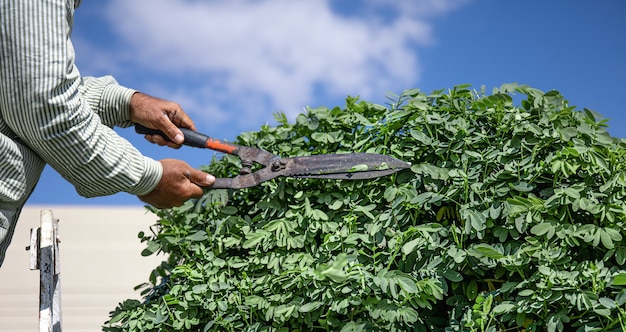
left=100, top=83, right=137, bottom=126
left=128, top=157, right=163, bottom=196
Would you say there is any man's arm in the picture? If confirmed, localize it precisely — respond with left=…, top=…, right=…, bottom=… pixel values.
left=0, top=0, right=161, bottom=197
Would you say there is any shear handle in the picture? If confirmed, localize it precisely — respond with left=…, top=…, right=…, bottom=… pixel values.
left=135, top=124, right=240, bottom=155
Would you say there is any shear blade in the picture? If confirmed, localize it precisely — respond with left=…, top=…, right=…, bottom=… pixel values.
left=295, top=169, right=402, bottom=180
left=284, top=153, right=411, bottom=179
left=209, top=153, right=411, bottom=189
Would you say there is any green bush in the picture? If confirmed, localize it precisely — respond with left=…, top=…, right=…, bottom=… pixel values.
left=105, top=84, right=626, bottom=332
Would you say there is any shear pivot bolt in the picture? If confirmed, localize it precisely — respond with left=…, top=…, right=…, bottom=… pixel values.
left=271, top=160, right=287, bottom=172
left=240, top=160, right=253, bottom=175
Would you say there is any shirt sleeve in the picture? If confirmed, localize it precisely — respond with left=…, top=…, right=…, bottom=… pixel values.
left=79, top=76, right=136, bottom=128
left=0, top=0, right=162, bottom=198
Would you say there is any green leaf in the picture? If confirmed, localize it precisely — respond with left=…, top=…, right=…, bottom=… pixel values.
left=312, top=132, right=333, bottom=143
left=186, top=231, right=208, bottom=242
left=311, top=209, right=329, bottom=221
left=396, top=276, right=418, bottom=294
left=600, top=229, right=615, bottom=249
left=299, top=301, right=323, bottom=313
left=472, top=244, right=504, bottom=259
left=442, top=270, right=463, bottom=282
left=559, top=127, right=578, bottom=141
left=599, top=297, right=617, bottom=309
left=354, top=204, right=377, bottom=220
left=328, top=200, right=344, bottom=210
left=616, top=247, right=626, bottom=265
left=464, top=209, right=487, bottom=232
left=192, top=284, right=208, bottom=294
left=466, top=280, right=478, bottom=300
left=220, top=206, right=238, bottom=215
left=511, top=182, right=533, bottom=192
left=383, top=186, right=398, bottom=202
left=402, top=238, right=421, bottom=255
left=141, top=241, right=161, bottom=257
left=530, top=222, right=554, bottom=238
left=492, top=303, right=516, bottom=314
left=397, top=306, right=419, bottom=323
left=242, top=230, right=271, bottom=249
left=612, top=272, right=626, bottom=286
left=410, top=130, right=433, bottom=145
left=604, top=227, right=623, bottom=242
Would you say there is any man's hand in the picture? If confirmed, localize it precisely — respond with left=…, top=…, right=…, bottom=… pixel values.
left=129, top=92, right=195, bottom=148
left=138, top=159, right=216, bottom=209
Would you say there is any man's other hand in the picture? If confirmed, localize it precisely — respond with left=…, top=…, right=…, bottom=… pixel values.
left=129, top=92, right=196, bottom=149
left=138, top=159, right=215, bottom=209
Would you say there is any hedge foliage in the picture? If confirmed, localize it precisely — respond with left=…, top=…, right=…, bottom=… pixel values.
left=105, top=84, right=626, bottom=331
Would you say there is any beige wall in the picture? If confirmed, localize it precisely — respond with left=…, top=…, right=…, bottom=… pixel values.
left=0, top=205, right=165, bottom=332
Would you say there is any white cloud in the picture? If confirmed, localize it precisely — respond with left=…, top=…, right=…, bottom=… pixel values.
left=93, top=0, right=467, bottom=130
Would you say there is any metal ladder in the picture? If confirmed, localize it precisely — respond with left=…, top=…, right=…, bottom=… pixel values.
left=27, top=210, right=62, bottom=332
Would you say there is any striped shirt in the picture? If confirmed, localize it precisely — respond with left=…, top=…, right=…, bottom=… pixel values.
left=0, top=0, right=163, bottom=203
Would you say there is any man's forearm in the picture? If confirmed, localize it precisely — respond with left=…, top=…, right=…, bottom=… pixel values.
left=80, top=76, right=137, bottom=128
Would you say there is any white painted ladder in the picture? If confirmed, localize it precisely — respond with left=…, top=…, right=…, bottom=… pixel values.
left=28, top=210, right=62, bottom=332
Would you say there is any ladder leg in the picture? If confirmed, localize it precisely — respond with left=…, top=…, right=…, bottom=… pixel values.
left=31, top=210, right=62, bottom=332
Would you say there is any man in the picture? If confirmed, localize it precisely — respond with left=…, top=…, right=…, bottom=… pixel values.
left=0, top=0, right=215, bottom=266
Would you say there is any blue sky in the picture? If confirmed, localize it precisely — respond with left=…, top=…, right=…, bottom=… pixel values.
left=26, top=0, right=625, bottom=206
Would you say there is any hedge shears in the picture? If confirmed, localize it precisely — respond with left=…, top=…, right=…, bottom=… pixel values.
left=136, top=125, right=411, bottom=189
